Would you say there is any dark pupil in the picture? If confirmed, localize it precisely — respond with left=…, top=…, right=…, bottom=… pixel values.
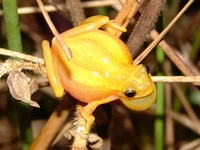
left=124, top=89, right=136, bottom=98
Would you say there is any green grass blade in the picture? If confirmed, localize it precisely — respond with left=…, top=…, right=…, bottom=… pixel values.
left=2, top=0, right=33, bottom=149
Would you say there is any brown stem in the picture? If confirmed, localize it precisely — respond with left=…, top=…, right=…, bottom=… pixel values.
left=133, top=0, right=194, bottom=65
left=164, top=61, right=200, bottom=132
left=150, top=30, right=195, bottom=76
left=69, top=105, right=87, bottom=150
left=111, top=0, right=143, bottom=37
left=66, top=0, right=85, bottom=26
left=126, top=0, right=165, bottom=57
left=36, top=0, right=72, bottom=60
left=29, top=96, right=74, bottom=150
left=149, top=30, right=200, bottom=88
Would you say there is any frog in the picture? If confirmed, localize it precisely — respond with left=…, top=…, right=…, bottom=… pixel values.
left=42, top=15, right=156, bottom=134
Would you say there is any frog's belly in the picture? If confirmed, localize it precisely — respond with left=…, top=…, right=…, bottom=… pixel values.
left=57, top=60, right=121, bottom=103
left=63, top=79, right=119, bottom=103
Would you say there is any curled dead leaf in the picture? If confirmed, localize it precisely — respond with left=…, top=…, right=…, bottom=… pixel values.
left=7, top=69, right=40, bottom=108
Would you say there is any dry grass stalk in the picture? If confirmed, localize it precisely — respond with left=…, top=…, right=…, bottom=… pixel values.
left=133, top=0, right=194, bottom=65
left=29, top=96, right=74, bottom=150
left=36, top=0, right=72, bottom=60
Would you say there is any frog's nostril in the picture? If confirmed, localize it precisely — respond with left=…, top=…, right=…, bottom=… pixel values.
left=124, top=89, right=136, bottom=98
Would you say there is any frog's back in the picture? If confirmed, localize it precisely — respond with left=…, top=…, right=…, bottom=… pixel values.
left=54, top=30, right=134, bottom=79
left=62, top=30, right=132, bottom=67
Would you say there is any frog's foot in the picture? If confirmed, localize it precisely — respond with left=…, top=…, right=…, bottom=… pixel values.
left=79, top=97, right=117, bottom=134
left=80, top=109, right=95, bottom=134
left=108, top=21, right=127, bottom=32
left=102, top=20, right=127, bottom=34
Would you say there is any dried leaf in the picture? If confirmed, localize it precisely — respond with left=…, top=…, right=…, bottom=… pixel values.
left=7, top=69, right=40, bottom=108
left=29, top=78, right=39, bottom=95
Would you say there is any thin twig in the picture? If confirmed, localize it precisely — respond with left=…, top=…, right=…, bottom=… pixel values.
left=166, top=110, right=200, bottom=135
left=176, top=50, right=200, bottom=76
left=171, top=82, right=200, bottom=126
left=111, top=0, right=142, bottom=37
left=133, top=0, right=194, bottom=65
left=36, top=0, right=72, bottom=60
left=0, top=1, right=120, bottom=16
left=151, top=76, right=200, bottom=83
left=150, top=30, right=197, bottom=77
left=0, top=48, right=44, bottom=64
left=0, top=60, right=46, bottom=78
left=29, top=96, right=74, bottom=150
left=1, top=48, right=199, bottom=83
left=1, top=48, right=200, bottom=83
left=179, top=138, right=200, bottom=150
left=164, top=61, right=200, bottom=130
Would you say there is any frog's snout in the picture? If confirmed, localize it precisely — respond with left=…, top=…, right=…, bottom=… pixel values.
left=120, top=84, right=156, bottom=111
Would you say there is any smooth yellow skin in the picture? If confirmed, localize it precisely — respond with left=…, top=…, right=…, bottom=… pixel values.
left=42, top=15, right=156, bottom=133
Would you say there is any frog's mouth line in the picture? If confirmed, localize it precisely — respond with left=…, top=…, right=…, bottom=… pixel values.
left=120, top=84, right=156, bottom=111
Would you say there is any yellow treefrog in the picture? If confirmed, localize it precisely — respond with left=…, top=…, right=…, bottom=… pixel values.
left=42, top=15, right=156, bottom=134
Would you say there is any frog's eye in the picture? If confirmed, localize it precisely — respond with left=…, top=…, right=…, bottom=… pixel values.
left=124, top=89, right=136, bottom=98
left=142, top=65, right=150, bottom=74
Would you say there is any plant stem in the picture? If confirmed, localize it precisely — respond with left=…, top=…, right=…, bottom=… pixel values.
left=2, top=0, right=22, bottom=54
left=66, top=0, right=85, bottom=26
left=29, top=97, right=74, bottom=150
left=155, top=46, right=165, bottom=150
left=2, top=0, right=33, bottom=149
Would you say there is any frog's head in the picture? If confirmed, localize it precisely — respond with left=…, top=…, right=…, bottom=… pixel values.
left=120, top=64, right=156, bottom=111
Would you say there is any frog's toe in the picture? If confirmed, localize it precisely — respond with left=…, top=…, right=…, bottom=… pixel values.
left=108, top=21, right=127, bottom=32
left=80, top=111, right=95, bottom=134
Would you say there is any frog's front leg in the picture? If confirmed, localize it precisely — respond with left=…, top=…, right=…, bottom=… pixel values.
left=60, top=15, right=126, bottom=38
left=80, top=96, right=118, bottom=134
left=80, top=15, right=127, bottom=33
left=42, top=40, right=65, bottom=97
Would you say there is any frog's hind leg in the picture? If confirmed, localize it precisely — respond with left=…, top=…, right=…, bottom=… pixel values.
left=79, top=96, right=118, bottom=134
left=42, top=40, right=65, bottom=97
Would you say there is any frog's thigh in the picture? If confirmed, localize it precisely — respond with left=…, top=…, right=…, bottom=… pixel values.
left=80, top=96, right=117, bottom=134
left=42, top=40, right=65, bottom=97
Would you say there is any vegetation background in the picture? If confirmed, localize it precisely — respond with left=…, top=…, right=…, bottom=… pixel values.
left=0, top=0, right=200, bottom=150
